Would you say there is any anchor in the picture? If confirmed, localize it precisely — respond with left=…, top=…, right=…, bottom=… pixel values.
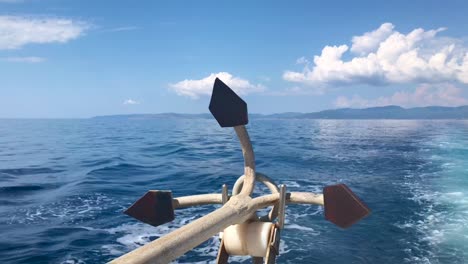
left=110, top=78, right=371, bottom=264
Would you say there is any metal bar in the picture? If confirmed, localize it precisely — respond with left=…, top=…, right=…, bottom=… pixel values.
left=277, top=185, right=286, bottom=229
left=251, top=192, right=324, bottom=209
left=216, top=236, right=229, bottom=264
left=172, top=192, right=323, bottom=210
left=234, top=125, right=256, bottom=196
left=222, top=184, right=229, bottom=204
left=288, top=192, right=324, bottom=206
left=264, top=224, right=278, bottom=264
left=172, top=194, right=223, bottom=208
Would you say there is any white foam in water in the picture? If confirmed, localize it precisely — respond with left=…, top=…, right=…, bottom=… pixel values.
left=101, top=245, right=125, bottom=256
left=280, top=180, right=323, bottom=194
left=282, top=181, right=301, bottom=188
left=397, top=135, right=468, bottom=263
left=103, top=221, right=188, bottom=252
left=60, top=257, right=85, bottom=264
left=287, top=206, right=323, bottom=220
left=286, top=223, right=318, bottom=233
left=102, top=207, right=221, bottom=257
left=103, top=220, right=252, bottom=263
left=5, top=193, right=118, bottom=225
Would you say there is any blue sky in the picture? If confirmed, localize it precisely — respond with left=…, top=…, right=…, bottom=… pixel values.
left=1, top=0, right=468, bottom=118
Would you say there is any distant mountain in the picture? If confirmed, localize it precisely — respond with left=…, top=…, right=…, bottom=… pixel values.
left=92, top=105, right=468, bottom=120
left=92, top=113, right=212, bottom=120
left=297, top=105, right=468, bottom=119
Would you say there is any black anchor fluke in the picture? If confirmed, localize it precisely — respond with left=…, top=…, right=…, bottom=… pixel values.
left=124, top=190, right=175, bottom=227
left=209, top=78, right=248, bottom=128
left=323, top=184, right=370, bottom=229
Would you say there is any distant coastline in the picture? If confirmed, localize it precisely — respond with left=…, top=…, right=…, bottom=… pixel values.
left=92, top=105, right=468, bottom=120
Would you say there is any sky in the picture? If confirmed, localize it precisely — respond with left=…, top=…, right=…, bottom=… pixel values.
left=1, top=0, right=468, bottom=118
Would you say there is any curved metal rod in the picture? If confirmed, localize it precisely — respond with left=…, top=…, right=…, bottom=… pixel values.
left=234, top=125, right=256, bottom=196
left=232, top=173, right=279, bottom=195
left=233, top=173, right=280, bottom=221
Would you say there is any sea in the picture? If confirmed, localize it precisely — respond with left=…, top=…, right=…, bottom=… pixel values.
left=1, top=118, right=467, bottom=264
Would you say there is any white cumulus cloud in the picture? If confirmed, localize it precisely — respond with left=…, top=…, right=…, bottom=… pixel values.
left=2, top=56, right=45, bottom=63
left=350, top=23, right=395, bottom=55
left=0, top=15, right=89, bottom=50
left=284, top=23, right=468, bottom=86
left=170, top=72, right=265, bottom=98
left=123, top=99, right=140, bottom=105
left=334, top=84, right=468, bottom=108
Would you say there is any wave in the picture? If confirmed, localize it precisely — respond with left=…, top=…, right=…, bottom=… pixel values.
left=0, top=167, right=65, bottom=176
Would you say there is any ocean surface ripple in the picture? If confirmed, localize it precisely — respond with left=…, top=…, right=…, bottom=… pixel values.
left=1, top=118, right=468, bottom=263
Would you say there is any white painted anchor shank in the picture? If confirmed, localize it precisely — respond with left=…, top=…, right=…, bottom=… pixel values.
left=110, top=195, right=254, bottom=264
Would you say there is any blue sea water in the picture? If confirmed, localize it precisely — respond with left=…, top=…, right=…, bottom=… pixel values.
left=1, top=118, right=468, bottom=264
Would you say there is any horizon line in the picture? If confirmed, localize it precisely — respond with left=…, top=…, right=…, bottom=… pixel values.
left=1, top=105, right=468, bottom=119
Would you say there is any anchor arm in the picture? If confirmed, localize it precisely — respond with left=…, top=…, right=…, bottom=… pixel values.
left=288, top=192, right=325, bottom=206
left=209, top=78, right=256, bottom=196
left=172, top=194, right=223, bottom=208
left=250, top=192, right=324, bottom=209
left=233, top=125, right=256, bottom=196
